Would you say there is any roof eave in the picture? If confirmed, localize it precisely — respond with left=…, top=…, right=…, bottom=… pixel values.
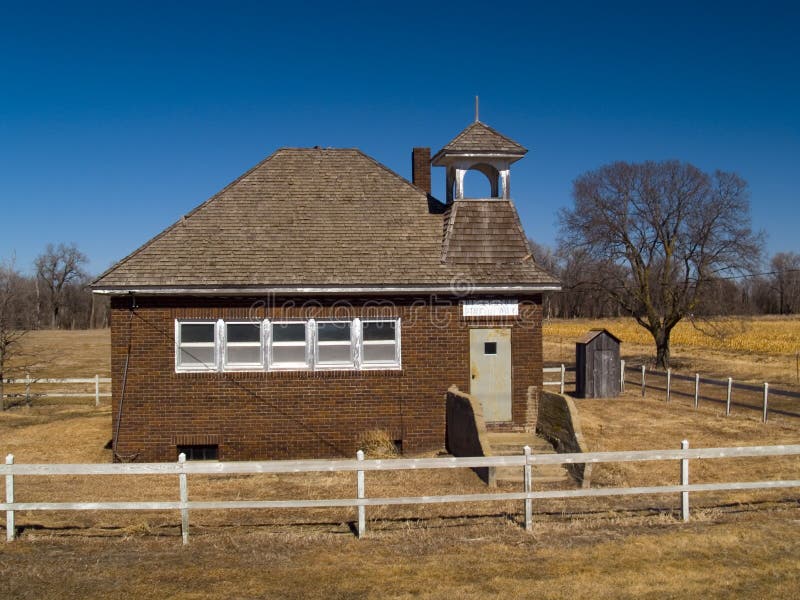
left=431, top=150, right=527, bottom=166
left=91, top=283, right=562, bottom=296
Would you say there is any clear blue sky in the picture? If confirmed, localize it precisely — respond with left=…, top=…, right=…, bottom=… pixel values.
left=1, top=1, right=798, bottom=276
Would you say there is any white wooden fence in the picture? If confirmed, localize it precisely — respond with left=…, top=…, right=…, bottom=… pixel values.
left=1, top=376, right=110, bottom=407
left=543, top=365, right=575, bottom=393
left=629, top=365, right=800, bottom=422
left=3, top=443, right=799, bottom=544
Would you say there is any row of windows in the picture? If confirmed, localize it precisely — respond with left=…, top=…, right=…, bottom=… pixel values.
left=175, top=318, right=401, bottom=372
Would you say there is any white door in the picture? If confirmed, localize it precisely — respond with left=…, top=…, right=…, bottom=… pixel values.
left=469, top=328, right=512, bottom=422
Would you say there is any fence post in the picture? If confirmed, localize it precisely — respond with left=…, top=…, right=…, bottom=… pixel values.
left=5, top=454, right=14, bottom=541
left=523, top=445, right=532, bottom=532
left=356, top=450, right=365, bottom=538
left=680, top=440, right=689, bottom=522
left=178, top=453, right=188, bottom=545
left=620, top=359, right=625, bottom=392
left=694, top=374, right=700, bottom=409
left=559, top=364, right=565, bottom=394
left=726, top=377, right=733, bottom=416
left=641, top=365, right=646, bottom=398
left=763, top=383, right=769, bottom=424
left=94, top=374, right=100, bottom=407
left=24, top=374, right=31, bottom=407
left=666, top=368, right=672, bottom=402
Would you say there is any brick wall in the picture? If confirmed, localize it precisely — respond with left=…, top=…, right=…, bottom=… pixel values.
left=411, top=147, right=431, bottom=194
left=109, top=294, right=543, bottom=462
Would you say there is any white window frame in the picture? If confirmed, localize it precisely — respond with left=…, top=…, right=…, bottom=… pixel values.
left=174, top=317, right=402, bottom=373
left=223, top=321, right=265, bottom=371
left=360, top=318, right=401, bottom=369
left=175, top=319, right=221, bottom=372
left=314, top=319, right=355, bottom=369
left=268, top=320, right=312, bottom=370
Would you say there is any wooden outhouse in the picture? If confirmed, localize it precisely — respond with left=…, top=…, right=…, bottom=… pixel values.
left=575, top=329, right=621, bottom=398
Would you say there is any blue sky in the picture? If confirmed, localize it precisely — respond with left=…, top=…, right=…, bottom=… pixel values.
left=1, top=1, right=798, bottom=275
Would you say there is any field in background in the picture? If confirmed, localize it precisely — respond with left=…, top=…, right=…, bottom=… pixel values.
left=544, top=316, right=800, bottom=387
left=1, top=324, right=800, bottom=597
left=7, top=328, right=110, bottom=379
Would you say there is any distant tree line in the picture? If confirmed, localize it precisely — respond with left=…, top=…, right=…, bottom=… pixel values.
left=533, top=240, right=800, bottom=321
left=0, top=242, right=109, bottom=332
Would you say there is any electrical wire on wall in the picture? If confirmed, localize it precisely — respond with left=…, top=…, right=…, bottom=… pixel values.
left=112, top=294, right=139, bottom=462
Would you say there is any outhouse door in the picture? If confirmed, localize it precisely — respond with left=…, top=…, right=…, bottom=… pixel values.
left=469, top=328, right=512, bottom=422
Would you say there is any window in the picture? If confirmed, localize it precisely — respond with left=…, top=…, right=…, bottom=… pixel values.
left=175, top=317, right=400, bottom=372
left=484, top=342, right=497, bottom=355
left=361, top=319, right=401, bottom=367
left=178, top=445, right=219, bottom=460
left=224, top=322, right=263, bottom=369
left=270, top=322, right=309, bottom=368
left=316, top=321, right=354, bottom=367
left=176, top=321, right=217, bottom=371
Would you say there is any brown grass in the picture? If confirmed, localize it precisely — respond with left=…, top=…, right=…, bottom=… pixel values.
left=544, top=316, right=800, bottom=388
left=1, top=327, right=800, bottom=597
left=7, top=328, right=110, bottom=379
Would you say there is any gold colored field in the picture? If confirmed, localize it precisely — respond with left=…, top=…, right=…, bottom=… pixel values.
left=544, top=315, right=800, bottom=356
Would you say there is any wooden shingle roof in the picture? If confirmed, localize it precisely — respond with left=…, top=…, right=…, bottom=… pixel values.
left=92, top=147, right=558, bottom=293
left=432, top=121, right=527, bottom=163
left=442, top=200, right=532, bottom=264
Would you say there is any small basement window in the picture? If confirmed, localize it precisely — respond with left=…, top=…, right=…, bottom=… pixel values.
left=176, top=321, right=217, bottom=371
left=177, top=445, right=219, bottom=461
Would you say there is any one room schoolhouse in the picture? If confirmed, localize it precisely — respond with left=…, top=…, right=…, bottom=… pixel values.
left=91, top=119, right=560, bottom=462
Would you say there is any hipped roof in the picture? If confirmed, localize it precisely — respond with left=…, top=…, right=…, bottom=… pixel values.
left=92, top=147, right=559, bottom=294
left=432, top=121, right=527, bottom=163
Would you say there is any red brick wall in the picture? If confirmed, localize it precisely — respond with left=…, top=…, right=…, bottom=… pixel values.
left=411, top=147, right=431, bottom=194
left=109, top=295, right=542, bottom=462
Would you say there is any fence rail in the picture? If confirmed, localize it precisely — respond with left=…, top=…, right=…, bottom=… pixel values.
left=1, top=375, right=110, bottom=407
left=543, top=365, right=575, bottom=393
left=3, top=443, right=799, bottom=544
left=626, top=365, right=800, bottom=421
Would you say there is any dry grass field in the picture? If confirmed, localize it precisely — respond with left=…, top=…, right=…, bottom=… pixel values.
left=1, top=324, right=799, bottom=598
left=544, top=315, right=800, bottom=388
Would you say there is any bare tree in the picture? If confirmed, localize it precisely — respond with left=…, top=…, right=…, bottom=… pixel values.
left=770, top=252, right=800, bottom=314
left=34, top=243, right=88, bottom=329
left=0, top=260, right=29, bottom=408
left=559, top=161, right=763, bottom=368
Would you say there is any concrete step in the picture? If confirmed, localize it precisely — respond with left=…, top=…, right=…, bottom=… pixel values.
left=485, top=432, right=556, bottom=456
left=495, top=465, right=572, bottom=484
left=485, top=432, right=573, bottom=486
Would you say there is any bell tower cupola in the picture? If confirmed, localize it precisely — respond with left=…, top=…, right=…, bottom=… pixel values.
left=432, top=105, right=527, bottom=203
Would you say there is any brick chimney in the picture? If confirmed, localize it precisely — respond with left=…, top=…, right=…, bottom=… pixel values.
left=412, top=147, right=431, bottom=194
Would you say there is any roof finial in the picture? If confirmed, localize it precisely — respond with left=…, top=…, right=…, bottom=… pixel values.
left=474, top=95, right=479, bottom=122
